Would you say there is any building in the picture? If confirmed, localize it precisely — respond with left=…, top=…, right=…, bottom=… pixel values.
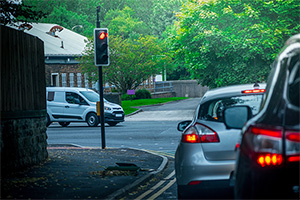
left=9, top=22, right=93, bottom=88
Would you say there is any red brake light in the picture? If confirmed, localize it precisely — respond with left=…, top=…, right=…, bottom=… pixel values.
left=183, top=133, right=200, bottom=143
left=242, top=89, right=265, bottom=94
left=181, top=123, right=219, bottom=143
left=250, top=127, right=282, bottom=138
left=257, top=154, right=283, bottom=167
left=285, top=131, right=300, bottom=163
left=286, top=131, right=300, bottom=142
left=188, top=181, right=202, bottom=185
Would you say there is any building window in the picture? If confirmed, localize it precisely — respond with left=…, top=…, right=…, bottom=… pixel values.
left=62, top=73, right=67, bottom=87
left=70, top=73, right=74, bottom=87
left=51, top=73, right=59, bottom=86
left=84, top=73, right=89, bottom=88
left=77, top=73, right=82, bottom=87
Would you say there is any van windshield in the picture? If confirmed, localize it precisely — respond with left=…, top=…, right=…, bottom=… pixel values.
left=80, top=91, right=108, bottom=103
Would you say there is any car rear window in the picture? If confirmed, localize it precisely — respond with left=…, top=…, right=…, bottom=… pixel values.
left=198, top=95, right=263, bottom=122
left=287, top=55, right=299, bottom=108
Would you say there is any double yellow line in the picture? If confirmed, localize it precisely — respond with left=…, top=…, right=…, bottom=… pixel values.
left=135, top=150, right=176, bottom=200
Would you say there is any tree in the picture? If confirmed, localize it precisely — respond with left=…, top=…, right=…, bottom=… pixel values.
left=0, top=0, right=45, bottom=25
left=170, top=0, right=300, bottom=88
left=103, top=6, right=150, bottom=39
left=79, top=35, right=169, bottom=94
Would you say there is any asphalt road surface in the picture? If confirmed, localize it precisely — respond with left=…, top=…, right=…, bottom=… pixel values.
left=47, top=98, right=201, bottom=154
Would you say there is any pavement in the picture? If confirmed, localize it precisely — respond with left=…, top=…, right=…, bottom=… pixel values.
left=1, top=144, right=168, bottom=200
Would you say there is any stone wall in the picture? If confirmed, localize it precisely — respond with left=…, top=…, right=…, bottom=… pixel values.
left=171, top=80, right=209, bottom=97
left=1, top=116, right=48, bottom=172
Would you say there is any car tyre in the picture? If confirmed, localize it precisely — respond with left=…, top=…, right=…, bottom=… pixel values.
left=46, top=114, right=52, bottom=127
left=86, top=113, right=99, bottom=127
left=108, top=122, right=117, bottom=126
left=59, top=122, right=70, bottom=127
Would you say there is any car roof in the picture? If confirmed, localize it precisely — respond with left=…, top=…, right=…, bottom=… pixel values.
left=201, top=83, right=266, bottom=104
left=46, top=87, right=95, bottom=92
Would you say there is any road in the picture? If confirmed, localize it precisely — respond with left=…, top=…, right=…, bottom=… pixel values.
left=47, top=98, right=200, bottom=154
left=47, top=98, right=200, bottom=199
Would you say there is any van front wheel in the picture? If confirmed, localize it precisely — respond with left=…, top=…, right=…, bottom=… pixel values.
left=86, top=113, right=99, bottom=127
left=59, top=122, right=70, bottom=127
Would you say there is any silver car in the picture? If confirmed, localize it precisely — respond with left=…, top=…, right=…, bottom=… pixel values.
left=175, top=83, right=266, bottom=199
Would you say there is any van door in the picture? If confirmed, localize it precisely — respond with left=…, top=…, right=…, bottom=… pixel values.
left=47, top=91, right=65, bottom=119
left=64, top=92, right=89, bottom=120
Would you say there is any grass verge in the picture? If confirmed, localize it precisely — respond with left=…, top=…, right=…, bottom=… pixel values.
left=122, top=97, right=189, bottom=115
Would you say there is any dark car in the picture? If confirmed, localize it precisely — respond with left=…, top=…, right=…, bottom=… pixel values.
left=224, top=34, right=300, bottom=199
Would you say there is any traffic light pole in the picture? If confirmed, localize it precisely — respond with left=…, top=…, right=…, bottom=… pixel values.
left=97, top=6, right=106, bottom=149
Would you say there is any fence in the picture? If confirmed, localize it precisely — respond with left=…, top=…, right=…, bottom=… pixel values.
left=1, top=25, right=46, bottom=114
left=1, top=25, right=48, bottom=172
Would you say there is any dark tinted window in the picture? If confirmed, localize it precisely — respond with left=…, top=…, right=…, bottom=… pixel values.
left=48, top=92, right=55, bottom=101
left=288, top=54, right=300, bottom=107
left=66, top=92, right=88, bottom=105
left=198, top=95, right=263, bottom=122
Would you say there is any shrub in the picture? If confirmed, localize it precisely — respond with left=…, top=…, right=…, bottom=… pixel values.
left=135, top=89, right=152, bottom=99
left=121, top=94, right=136, bottom=100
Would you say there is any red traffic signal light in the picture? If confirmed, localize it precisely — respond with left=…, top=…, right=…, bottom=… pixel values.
left=99, top=32, right=108, bottom=40
left=94, top=28, right=109, bottom=66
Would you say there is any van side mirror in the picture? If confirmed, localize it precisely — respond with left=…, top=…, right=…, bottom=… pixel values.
left=177, top=120, right=192, bottom=131
left=223, top=106, right=253, bottom=129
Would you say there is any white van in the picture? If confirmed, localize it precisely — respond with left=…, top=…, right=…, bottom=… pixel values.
left=46, top=87, right=125, bottom=127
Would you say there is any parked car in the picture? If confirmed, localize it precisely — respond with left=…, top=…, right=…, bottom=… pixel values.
left=175, top=83, right=266, bottom=199
left=224, top=34, right=300, bottom=199
left=46, top=87, right=125, bottom=127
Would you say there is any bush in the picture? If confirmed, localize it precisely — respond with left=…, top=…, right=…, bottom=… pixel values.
left=135, top=89, right=152, bottom=99
left=121, top=94, right=136, bottom=101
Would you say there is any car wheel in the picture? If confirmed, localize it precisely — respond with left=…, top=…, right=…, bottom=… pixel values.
left=59, top=122, right=70, bottom=127
left=46, top=114, right=52, bottom=127
left=108, top=122, right=117, bottom=126
left=86, top=113, right=99, bottom=127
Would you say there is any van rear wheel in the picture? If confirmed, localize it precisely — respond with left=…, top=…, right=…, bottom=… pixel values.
left=86, top=113, right=99, bottom=127
left=46, top=114, right=52, bottom=127
left=59, top=122, right=70, bottom=127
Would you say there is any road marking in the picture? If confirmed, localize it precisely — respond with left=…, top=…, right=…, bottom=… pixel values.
left=147, top=178, right=176, bottom=200
left=164, top=171, right=175, bottom=180
left=134, top=170, right=175, bottom=200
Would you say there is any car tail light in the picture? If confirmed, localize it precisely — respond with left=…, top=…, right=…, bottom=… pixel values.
left=245, top=125, right=300, bottom=167
left=188, top=181, right=202, bottom=185
left=244, top=125, right=283, bottom=167
left=181, top=123, right=219, bottom=143
left=285, top=131, right=300, bottom=163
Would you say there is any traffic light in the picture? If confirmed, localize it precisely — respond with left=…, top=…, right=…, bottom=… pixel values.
left=94, top=28, right=109, bottom=66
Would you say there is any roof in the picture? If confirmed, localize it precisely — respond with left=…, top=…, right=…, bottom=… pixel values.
left=201, top=83, right=266, bottom=103
left=46, top=87, right=92, bottom=92
left=8, top=23, right=88, bottom=57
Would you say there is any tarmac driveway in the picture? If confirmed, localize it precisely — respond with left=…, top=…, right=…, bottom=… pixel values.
left=125, top=98, right=201, bottom=121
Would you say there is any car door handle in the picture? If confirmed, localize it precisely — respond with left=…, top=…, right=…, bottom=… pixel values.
left=65, top=106, right=70, bottom=108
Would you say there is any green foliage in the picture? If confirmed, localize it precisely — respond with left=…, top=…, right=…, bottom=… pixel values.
left=121, top=94, right=136, bottom=101
left=135, top=89, right=152, bottom=99
left=79, top=34, right=170, bottom=94
left=1, top=0, right=46, bottom=25
left=122, top=97, right=188, bottom=115
left=103, top=6, right=150, bottom=39
left=170, top=0, right=300, bottom=88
